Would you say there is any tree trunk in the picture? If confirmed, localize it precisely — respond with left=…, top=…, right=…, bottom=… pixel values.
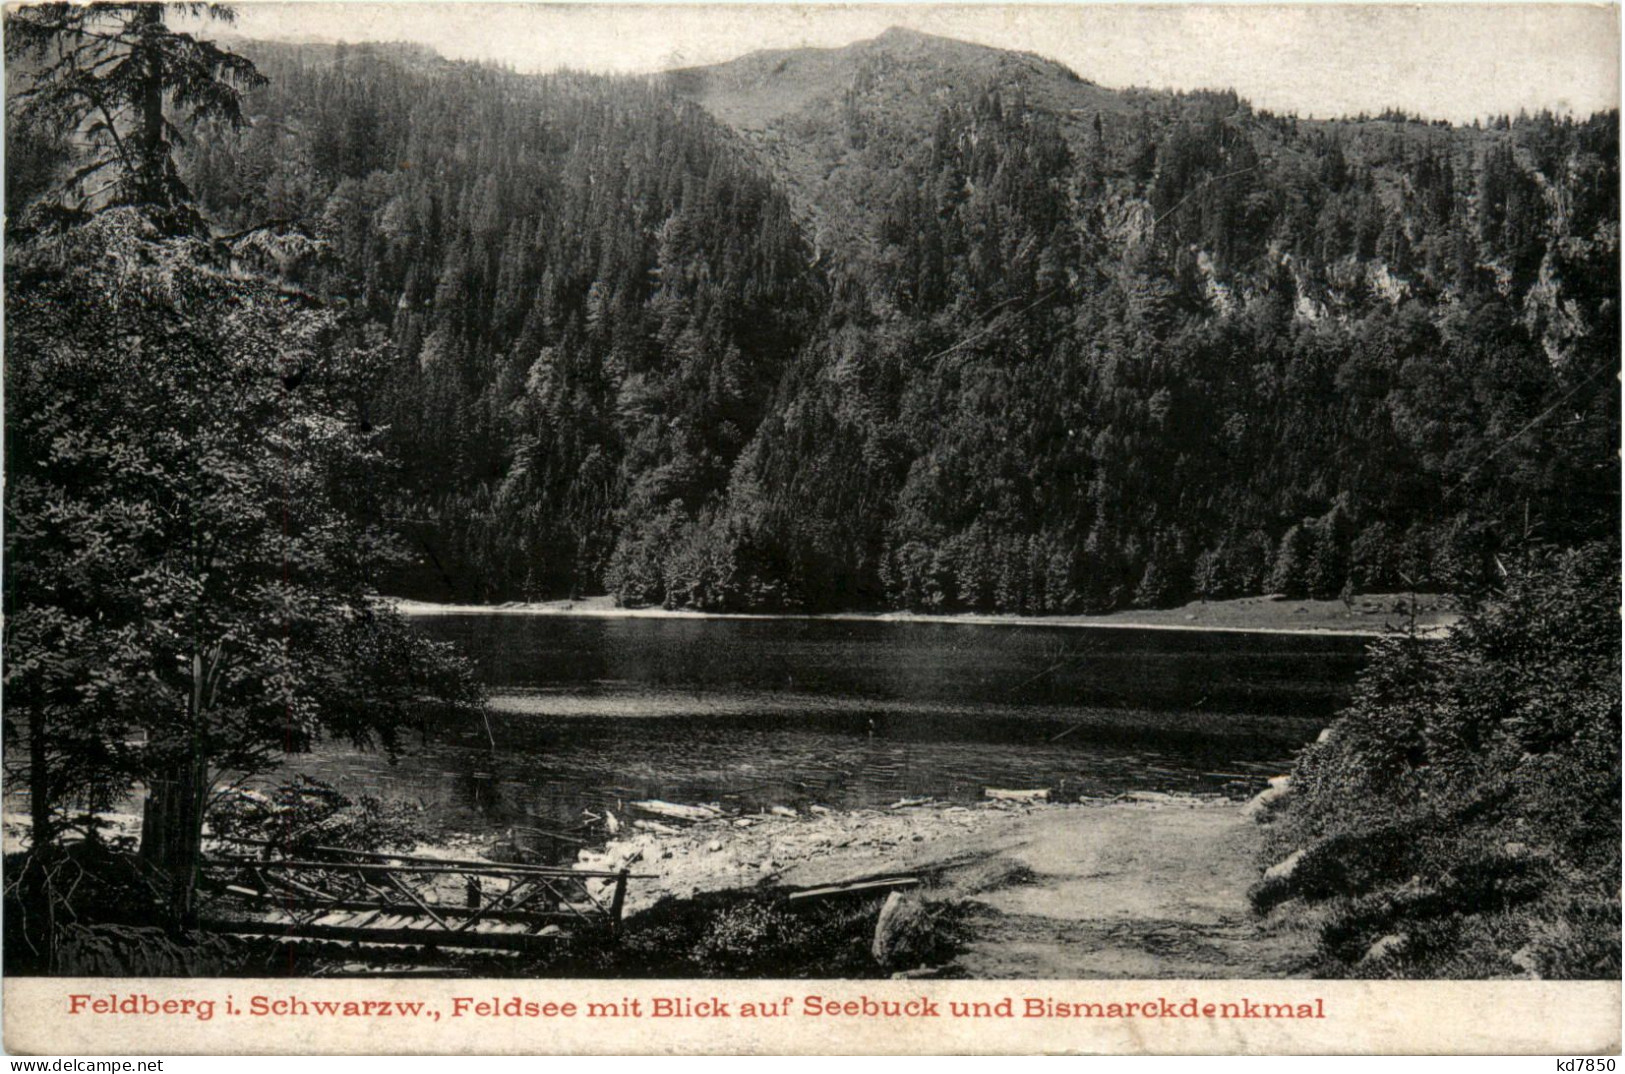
left=28, top=703, right=52, bottom=850
left=140, top=759, right=208, bottom=930
left=139, top=653, right=210, bottom=930
left=130, top=4, right=167, bottom=206
left=23, top=701, right=59, bottom=970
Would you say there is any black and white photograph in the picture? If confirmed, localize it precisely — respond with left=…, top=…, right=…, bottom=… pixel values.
left=1, top=0, right=1619, bottom=1053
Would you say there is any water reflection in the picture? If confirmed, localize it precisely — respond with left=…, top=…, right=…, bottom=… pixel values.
left=286, top=615, right=1369, bottom=839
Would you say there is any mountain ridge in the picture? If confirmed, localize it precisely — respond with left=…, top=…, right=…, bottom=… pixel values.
left=667, top=26, right=1145, bottom=258
left=669, top=25, right=1114, bottom=127
left=664, top=26, right=1536, bottom=288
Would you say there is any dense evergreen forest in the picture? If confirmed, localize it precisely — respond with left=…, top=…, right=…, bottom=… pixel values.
left=97, top=30, right=1615, bottom=612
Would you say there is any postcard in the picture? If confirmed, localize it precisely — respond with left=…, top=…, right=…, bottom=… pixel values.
left=3, top=1, right=1619, bottom=1056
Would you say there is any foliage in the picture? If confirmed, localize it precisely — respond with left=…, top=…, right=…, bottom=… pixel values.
left=166, top=45, right=817, bottom=604
left=5, top=3, right=265, bottom=223
left=1253, top=543, right=1621, bottom=978
left=2, top=842, right=251, bottom=975
left=210, top=775, right=428, bottom=855
left=48, top=923, right=242, bottom=977
left=2, top=5, right=487, bottom=943
left=2, top=207, right=482, bottom=889
left=543, top=888, right=946, bottom=978
left=3, top=842, right=158, bottom=940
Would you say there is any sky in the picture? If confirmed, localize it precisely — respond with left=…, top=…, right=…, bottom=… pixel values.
left=200, top=2, right=1620, bottom=123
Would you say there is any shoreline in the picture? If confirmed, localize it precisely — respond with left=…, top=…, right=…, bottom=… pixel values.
left=388, top=592, right=1458, bottom=638
left=4, top=792, right=1310, bottom=978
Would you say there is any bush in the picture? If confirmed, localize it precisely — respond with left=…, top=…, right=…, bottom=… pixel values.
left=531, top=887, right=959, bottom=978
left=50, top=924, right=241, bottom=976
left=1255, top=542, right=1620, bottom=978
left=2, top=841, right=254, bottom=975
left=209, top=775, right=427, bottom=855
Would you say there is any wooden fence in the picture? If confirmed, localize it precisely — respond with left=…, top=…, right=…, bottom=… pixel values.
left=197, top=840, right=648, bottom=953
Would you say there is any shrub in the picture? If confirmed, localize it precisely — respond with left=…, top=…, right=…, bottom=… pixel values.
left=1255, top=542, right=1620, bottom=978
left=50, top=924, right=241, bottom=977
left=2, top=841, right=252, bottom=975
left=209, top=775, right=426, bottom=855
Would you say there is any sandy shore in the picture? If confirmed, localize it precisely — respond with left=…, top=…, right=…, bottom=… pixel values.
left=390, top=592, right=1456, bottom=637
left=4, top=795, right=1312, bottom=978
left=571, top=794, right=1314, bottom=978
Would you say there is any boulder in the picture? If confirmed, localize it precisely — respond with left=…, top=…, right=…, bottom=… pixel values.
left=1262, top=848, right=1305, bottom=883
left=1240, top=775, right=1292, bottom=820
left=871, top=891, right=937, bottom=969
left=1361, top=933, right=1408, bottom=965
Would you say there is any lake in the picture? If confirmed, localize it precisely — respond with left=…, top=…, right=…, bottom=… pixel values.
left=290, top=614, right=1371, bottom=844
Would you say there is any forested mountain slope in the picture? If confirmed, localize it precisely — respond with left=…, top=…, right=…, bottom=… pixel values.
left=156, top=31, right=1616, bottom=611
left=177, top=41, right=818, bottom=602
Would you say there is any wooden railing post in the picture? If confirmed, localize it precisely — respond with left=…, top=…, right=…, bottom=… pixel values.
left=609, top=870, right=629, bottom=932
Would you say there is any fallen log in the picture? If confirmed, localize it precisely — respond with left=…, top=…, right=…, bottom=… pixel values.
left=211, top=891, right=584, bottom=925
left=201, top=919, right=570, bottom=952
left=984, top=788, right=1050, bottom=802
left=203, top=856, right=654, bottom=879
left=787, top=877, right=921, bottom=903
left=508, top=824, right=589, bottom=846
left=630, top=800, right=723, bottom=822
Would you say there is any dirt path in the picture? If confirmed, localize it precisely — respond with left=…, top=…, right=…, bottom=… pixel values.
left=921, top=801, right=1314, bottom=978
left=575, top=796, right=1315, bottom=979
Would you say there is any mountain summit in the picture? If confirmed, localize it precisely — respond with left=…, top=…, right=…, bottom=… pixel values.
left=672, top=26, right=1098, bottom=128
left=671, top=27, right=1130, bottom=258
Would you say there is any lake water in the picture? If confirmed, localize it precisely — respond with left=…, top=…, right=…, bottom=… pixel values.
left=291, top=615, right=1370, bottom=845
